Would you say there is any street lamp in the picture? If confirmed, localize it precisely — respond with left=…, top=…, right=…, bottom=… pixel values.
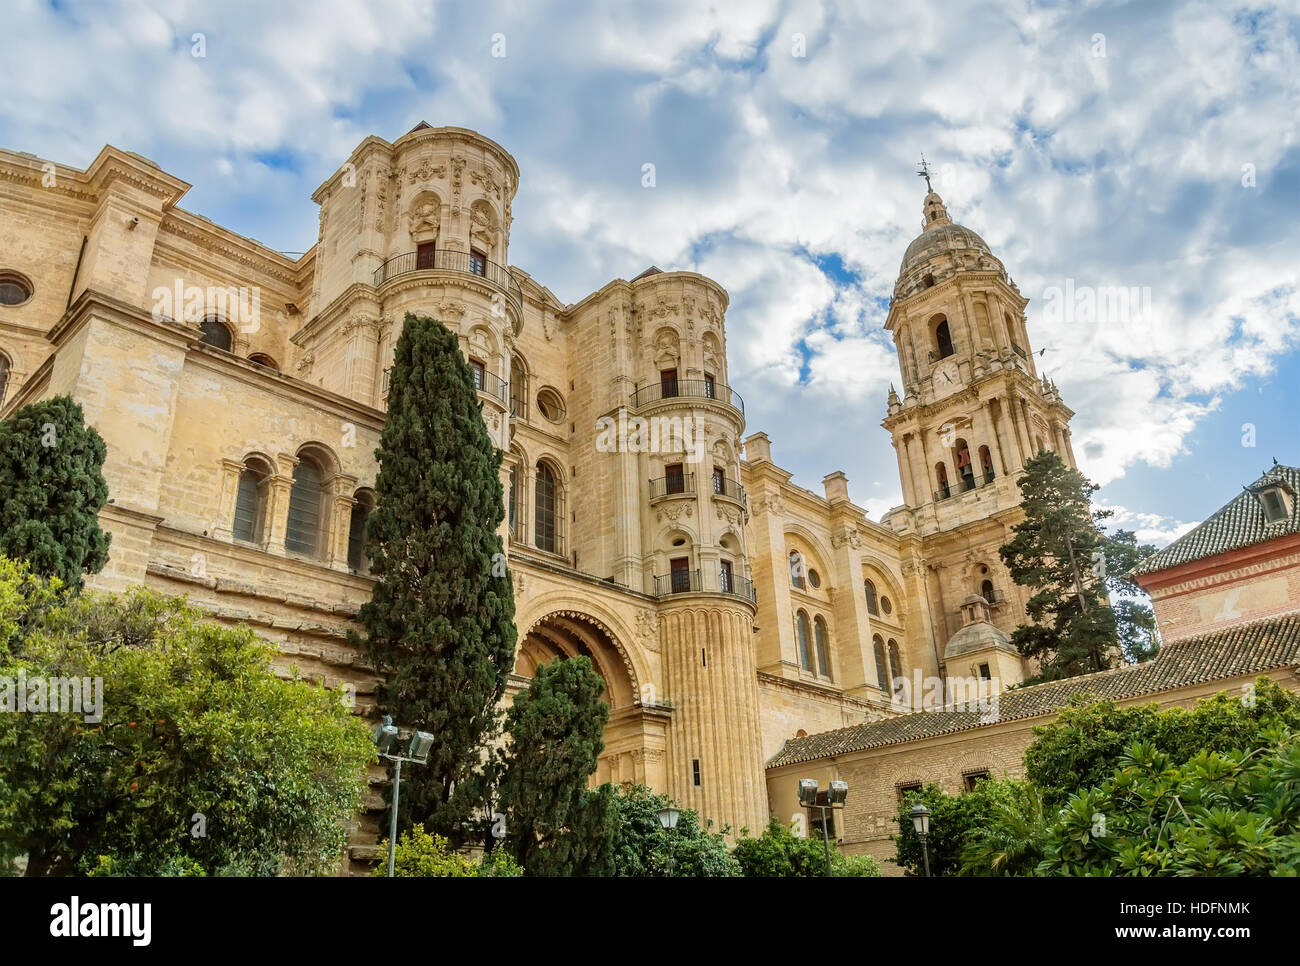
left=909, top=803, right=932, bottom=877
left=656, top=806, right=682, bottom=876
left=373, top=715, right=436, bottom=877
left=797, top=778, right=849, bottom=877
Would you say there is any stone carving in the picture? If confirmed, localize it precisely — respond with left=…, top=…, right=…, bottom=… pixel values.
left=408, top=157, right=446, bottom=184
left=832, top=527, right=864, bottom=550
left=636, top=610, right=659, bottom=641
left=469, top=200, right=499, bottom=251
left=657, top=503, right=693, bottom=523
left=512, top=570, right=526, bottom=598
left=409, top=199, right=440, bottom=236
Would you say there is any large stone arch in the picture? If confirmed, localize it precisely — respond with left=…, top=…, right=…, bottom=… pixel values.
left=518, top=608, right=640, bottom=709
left=512, top=601, right=668, bottom=791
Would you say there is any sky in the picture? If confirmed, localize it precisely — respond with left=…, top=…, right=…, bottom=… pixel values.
left=2, top=0, right=1297, bottom=550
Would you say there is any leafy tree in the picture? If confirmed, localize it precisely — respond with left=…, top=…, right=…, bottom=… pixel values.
left=999, top=450, right=1117, bottom=682
left=1037, top=733, right=1300, bottom=876
left=0, top=396, right=110, bottom=589
left=1100, top=529, right=1160, bottom=663
left=0, top=565, right=374, bottom=876
left=957, top=782, right=1048, bottom=876
left=1025, top=679, right=1300, bottom=809
left=498, top=656, right=613, bottom=875
left=732, top=818, right=881, bottom=877
left=374, top=825, right=522, bottom=877
left=352, top=314, right=515, bottom=842
left=893, top=779, right=1034, bottom=876
left=605, top=784, right=739, bottom=876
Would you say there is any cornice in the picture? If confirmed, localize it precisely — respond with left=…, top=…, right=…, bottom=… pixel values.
left=156, top=210, right=301, bottom=286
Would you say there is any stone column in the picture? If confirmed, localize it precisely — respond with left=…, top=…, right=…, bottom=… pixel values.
left=328, top=473, right=359, bottom=571
left=661, top=600, right=766, bottom=838
left=266, top=452, right=299, bottom=555
left=213, top=458, right=245, bottom=541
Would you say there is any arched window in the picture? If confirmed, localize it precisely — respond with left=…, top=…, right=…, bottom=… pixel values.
left=231, top=457, right=272, bottom=544
left=508, top=461, right=526, bottom=542
left=980, top=578, right=995, bottom=604
left=935, top=462, right=950, bottom=499
left=795, top=610, right=813, bottom=671
left=286, top=454, right=326, bottom=558
left=873, top=634, right=888, bottom=691
left=0, top=353, right=10, bottom=403
left=509, top=355, right=527, bottom=418
left=347, top=490, right=374, bottom=574
left=199, top=316, right=233, bottom=352
left=248, top=353, right=279, bottom=371
left=789, top=550, right=806, bottom=590
left=935, top=318, right=955, bottom=359
left=979, top=445, right=994, bottom=483
left=814, top=616, right=832, bottom=680
left=955, top=438, right=974, bottom=490
left=864, top=579, right=879, bottom=616
left=534, top=461, right=560, bottom=554
left=888, top=639, right=903, bottom=687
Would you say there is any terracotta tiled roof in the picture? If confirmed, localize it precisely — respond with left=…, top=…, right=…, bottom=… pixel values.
left=1132, top=464, right=1300, bottom=577
left=766, top=615, right=1300, bottom=768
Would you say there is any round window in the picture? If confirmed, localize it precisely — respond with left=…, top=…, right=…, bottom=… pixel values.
left=536, top=388, right=565, bottom=422
left=0, top=272, right=33, bottom=306
left=808, top=569, right=821, bottom=589
left=881, top=596, right=892, bottom=615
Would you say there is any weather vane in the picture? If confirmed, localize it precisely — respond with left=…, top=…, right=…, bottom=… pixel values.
left=916, top=153, right=934, bottom=192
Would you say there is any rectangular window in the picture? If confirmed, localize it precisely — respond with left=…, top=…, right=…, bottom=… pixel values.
left=692, top=759, right=701, bottom=787
left=897, top=782, right=922, bottom=805
left=670, top=556, right=691, bottom=594
left=416, top=242, right=436, bottom=270
left=703, top=373, right=716, bottom=399
left=964, top=770, right=990, bottom=792
left=470, top=359, right=485, bottom=390
left=665, top=462, right=685, bottom=494
left=809, top=810, right=836, bottom=840
left=660, top=368, right=678, bottom=398
left=469, top=249, right=487, bottom=276
left=720, top=559, right=733, bottom=594
left=979, top=663, right=991, bottom=680
left=712, top=466, right=725, bottom=494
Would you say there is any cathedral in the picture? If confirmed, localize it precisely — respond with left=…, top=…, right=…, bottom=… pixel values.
left=0, top=123, right=1082, bottom=855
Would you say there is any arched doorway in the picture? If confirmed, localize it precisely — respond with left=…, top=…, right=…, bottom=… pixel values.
left=514, top=611, right=667, bottom=789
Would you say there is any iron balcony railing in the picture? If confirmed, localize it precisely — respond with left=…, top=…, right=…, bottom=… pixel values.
left=383, top=366, right=508, bottom=405
left=629, top=378, right=744, bottom=415
left=711, top=476, right=747, bottom=506
left=474, top=369, right=509, bottom=405
left=373, top=249, right=523, bottom=310
left=654, top=569, right=701, bottom=596
left=653, top=567, right=757, bottom=603
left=720, top=571, right=757, bottom=603
left=649, top=473, right=696, bottom=501
left=934, top=470, right=996, bottom=503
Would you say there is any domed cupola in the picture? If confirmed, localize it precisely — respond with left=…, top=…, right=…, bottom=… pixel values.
left=894, top=189, right=1006, bottom=301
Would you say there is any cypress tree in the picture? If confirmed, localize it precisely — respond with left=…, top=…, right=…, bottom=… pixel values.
left=498, top=656, right=614, bottom=875
left=353, top=313, right=515, bottom=840
left=0, top=395, right=110, bottom=590
left=999, top=449, right=1117, bottom=682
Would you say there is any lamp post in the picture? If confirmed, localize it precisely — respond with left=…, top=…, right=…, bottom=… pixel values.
left=798, top=778, right=849, bottom=876
left=373, top=715, right=435, bottom=878
left=909, top=803, right=932, bottom=877
left=656, top=806, right=682, bottom=876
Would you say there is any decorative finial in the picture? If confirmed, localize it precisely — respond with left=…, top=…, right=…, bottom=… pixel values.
left=916, top=153, right=934, bottom=193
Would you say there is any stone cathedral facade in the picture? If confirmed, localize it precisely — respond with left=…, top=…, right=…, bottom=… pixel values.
left=0, top=124, right=1081, bottom=847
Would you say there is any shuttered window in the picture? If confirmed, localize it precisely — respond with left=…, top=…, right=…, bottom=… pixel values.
left=286, top=458, right=324, bottom=557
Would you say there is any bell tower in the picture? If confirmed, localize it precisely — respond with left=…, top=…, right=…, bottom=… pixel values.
left=881, top=173, right=1077, bottom=682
